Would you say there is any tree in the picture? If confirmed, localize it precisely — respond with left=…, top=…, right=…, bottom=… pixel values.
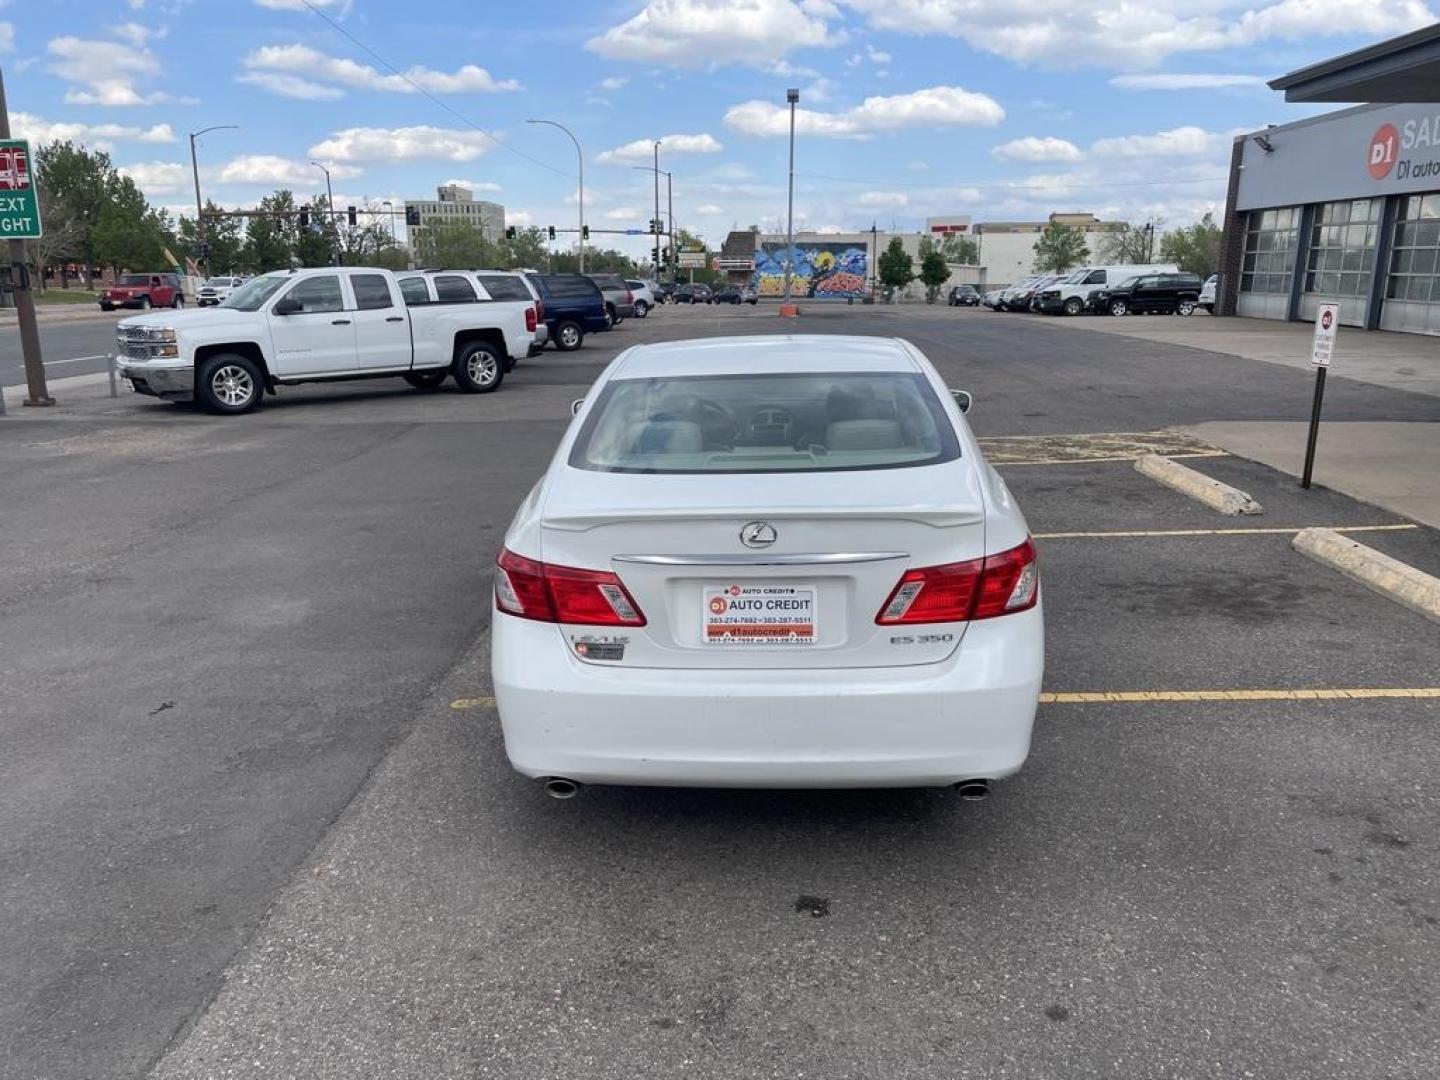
left=917, top=239, right=950, bottom=303
left=1159, top=213, right=1223, bottom=278
left=241, top=190, right=301, bottom=272
left=1032, top=223, right=1089, bottom=273
left=877, top=236, right=913, bottom=299
left=499, top=226, right=548, bottom=270
left=413, top=221, right=495, bottom=270
left=178, top=200, right=245, bottom=274
left=91, top=176, right=171, bottom=272
left=33, top=141, right=120, bottom=285
left=26, top=180, right=83, bottom=290
left=939, top=234, right=979, bottom=265
left=1096, top=221, right=1162, bottom=265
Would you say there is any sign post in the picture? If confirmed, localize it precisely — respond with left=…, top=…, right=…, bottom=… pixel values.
left=1301, top=302, right=1339, bottom=489
left=0, top=67, right=53, bottom=407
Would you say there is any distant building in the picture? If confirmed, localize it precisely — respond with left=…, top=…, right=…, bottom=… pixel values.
left=404, top=185, right=505, bottom=248
left=974, top=213, right=1125, bottom=287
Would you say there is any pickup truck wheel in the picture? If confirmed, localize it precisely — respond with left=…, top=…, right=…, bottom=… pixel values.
left=1177, top=300, right=1196, bottom=316
left=403, top=370, right=449, bottom=390
left=634, top=300, right=649, bottom=318
left=1108, top=299, right=1129, bottom=317
left=555, top=321, right=583, bottom=351
left=1063, top=297, right=1083, bottom=316
left=173, top=295, right=184, bottom=309
left=197, top=354, right=263, bottom=415
left=452, top=341, right=504, bottom=394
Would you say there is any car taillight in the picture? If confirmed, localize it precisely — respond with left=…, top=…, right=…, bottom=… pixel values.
left=495, top=548, right=646, bottom=626
left=875, top=539, right=1038, bottom=624
left=625, top=288, right=634, bottom=304
left=535, top=299, right=545, bottom=321
left=525, top=305, right=537, bottom=332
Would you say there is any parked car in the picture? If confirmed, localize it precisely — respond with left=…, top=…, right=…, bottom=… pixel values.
left=100, top=273, right=183, bottom=311
left=1092, top=272, right=1205, bottom=316
left=1035, top=263, right=1181, bottom=315
left=981, top=289, right=1004, bottom=309
left=656, top=282, right=680, bottom=304
left=1199, top=274, right=1218, bottom=313
left=525, top=273, right=609, bottom=351
left=999, top=276, right=1049, bottom=312
left=947, top=285, right=981, bottom=307
left=470, top=270, right=549, bottom=355
left=624, top=279, right=657, bottom=317
left=491, top=334, right=1043, bottom=796
left=1024, top=275, right=1068, bottom=312
left=396, top=270, right=545, bottom=366
left=196, top=276, right=246, bottom=307
left=587, top=273, right=636, bottom=326
left=713, top=285, right=758, bottom=305
left=673, top=283, right=713, bottom=304
left=114, top=268, right=533, bottom=414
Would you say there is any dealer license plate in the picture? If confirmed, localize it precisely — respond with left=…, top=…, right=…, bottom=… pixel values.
left=703, top=584, right=816, bottom=645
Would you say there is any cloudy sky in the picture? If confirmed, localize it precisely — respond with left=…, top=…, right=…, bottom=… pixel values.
left=4, top=0, right=1435, bottom=257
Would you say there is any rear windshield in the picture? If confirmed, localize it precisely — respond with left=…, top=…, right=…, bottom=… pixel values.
left=477, top=274, right=532, bottom=300
left=570, top=372, right=960, bottom=474
left=541, top=275, right=600, bottom=298
left=117, top=275, right=150, bottom=286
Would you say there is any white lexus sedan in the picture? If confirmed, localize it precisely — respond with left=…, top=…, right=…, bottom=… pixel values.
left=491, top=335, right=1043, bottom=797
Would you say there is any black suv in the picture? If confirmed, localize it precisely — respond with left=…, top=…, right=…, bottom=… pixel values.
left=673, top=283, right=713, bottom=304
left=1095, top=273, right=1204, bottom=316
left=947, top=284, right=980, bottom=307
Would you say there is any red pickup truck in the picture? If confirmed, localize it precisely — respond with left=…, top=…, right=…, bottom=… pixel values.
left=100, top=273, right=184, bottom=312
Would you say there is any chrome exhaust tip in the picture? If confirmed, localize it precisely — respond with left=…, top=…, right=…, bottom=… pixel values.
left=954, top=779, right=990, bottom=801
left=540, top=777, right=581, bottom=800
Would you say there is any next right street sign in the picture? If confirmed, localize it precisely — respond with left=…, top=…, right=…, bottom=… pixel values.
left=0, top=140, right=44, bottom=239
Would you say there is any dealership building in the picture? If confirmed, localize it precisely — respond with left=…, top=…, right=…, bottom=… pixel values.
left=1218, top=24, right=1440, bottom=336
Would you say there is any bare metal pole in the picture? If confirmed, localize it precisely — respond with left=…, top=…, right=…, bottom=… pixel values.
left=653, top=141, right=662, bottom=276
left=784, top=88, right=799, bottom=304
left=0, top=66, right=52, bottom=406
left=527, top=119, right=584, bottom=272
left=189, top=125, right=236, bottom=277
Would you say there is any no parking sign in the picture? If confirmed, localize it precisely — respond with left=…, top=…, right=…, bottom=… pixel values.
left=1311, top=303, right=1339, bottom=367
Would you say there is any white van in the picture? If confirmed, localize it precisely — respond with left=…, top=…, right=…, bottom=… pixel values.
left=1036, top=264, right=1180, bottom=315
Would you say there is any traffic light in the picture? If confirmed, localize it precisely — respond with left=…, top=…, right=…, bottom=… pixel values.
left=649, top=219, right=659, bottom=234
left=299, top=207, right=310, bottom=230
left=506, top=226, right=517, bottom=240
left=547, top=225, right=556, bottom=240
left=582, top=225, right=589, bottom=240
left=405, top=206, right=421, bottom=227
left=347, top=205, right=357, bottom=227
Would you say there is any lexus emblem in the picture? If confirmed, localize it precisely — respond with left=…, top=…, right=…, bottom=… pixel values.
left=740, top=521, right=777, bottom=548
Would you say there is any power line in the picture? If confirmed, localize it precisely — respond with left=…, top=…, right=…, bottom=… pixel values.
left=297, top=0, right=573, bottom=179
left=794, top=171, right=1230, bottom=193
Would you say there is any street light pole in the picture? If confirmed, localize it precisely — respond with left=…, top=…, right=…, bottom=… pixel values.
left=784, top=88, right=799, bottom=304
left=310, top=160, right=335, bottom=262
left=652, top=141, right=662, bottom=276
left=188, top=124, right=237, bottom=278
left=527, top=119, right=584, bottom=272
left=633, top=164, right=674, bottom=279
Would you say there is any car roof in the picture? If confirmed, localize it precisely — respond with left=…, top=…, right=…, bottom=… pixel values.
left=610, top=335, right=922, bottom=380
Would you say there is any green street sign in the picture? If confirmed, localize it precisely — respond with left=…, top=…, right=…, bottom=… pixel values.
left=0, top=140, right=43, bottom=240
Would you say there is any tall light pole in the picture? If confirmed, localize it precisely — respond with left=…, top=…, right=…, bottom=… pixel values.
left=633, top=164, right=672, bottom=279
left=189, top=124, right=237, bottom=277
left=652, top=141, right=662, bottom=276
left=382, top=199, right=394, bottom=245
left=310, top=160, right=335, bottom=261
left=784, top=88, right=799, bottom=304
left=527, top=119, right=584, bottom=272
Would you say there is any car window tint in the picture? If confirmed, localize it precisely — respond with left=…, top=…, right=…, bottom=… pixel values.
left=283, top=275, right=344, bottom=314
left=434, top=275, right=477, bottom=302
left=545, top=276, right=597, bottom=298
left=570, top=372, right=961, bottom=475
left=350, top=273, right=393, bottom=310
left=398, top=277, right=430, bottom=305
left=477, top=274, right=531, bottom=300
left=1085, top=270, right=1106, bottom=285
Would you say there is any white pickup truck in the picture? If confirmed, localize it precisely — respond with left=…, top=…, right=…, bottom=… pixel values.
left=115, top=267, right=535, bottom=414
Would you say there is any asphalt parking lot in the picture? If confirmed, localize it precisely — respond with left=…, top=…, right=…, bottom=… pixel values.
left=2, top=304, right=1437, bottom=1080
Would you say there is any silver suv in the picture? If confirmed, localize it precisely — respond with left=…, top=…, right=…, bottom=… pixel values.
left=586, top=273, right=636, bottom=327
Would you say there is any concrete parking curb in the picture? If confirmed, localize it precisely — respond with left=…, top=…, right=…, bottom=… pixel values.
left=1293, top=527, right=1440, bottom=623
left=1134, top=454, right=1264, bottom=515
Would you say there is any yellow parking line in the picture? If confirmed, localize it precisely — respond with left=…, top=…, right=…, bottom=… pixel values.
left=450, top=697, right=496, bottom=710
left=995, top=452, right=1228, bottom=467
left=1041, top=688, right=1440, bottom=703
left=1034, top=524, right=1419, bottom=539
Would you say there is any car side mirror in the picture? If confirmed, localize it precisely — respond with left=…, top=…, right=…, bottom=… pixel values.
left=273, top=297, right=301, bottom=316
left=571, top=398, right=585, bottom=417
left=950, top=389, right=973, bottom=414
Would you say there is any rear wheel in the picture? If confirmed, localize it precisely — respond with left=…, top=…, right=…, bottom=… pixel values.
left=554, top=320, right=583, bottom=351
left=196, top=354, right=263, bottom=415
left=634, top=300, right=649, bottom=318
left=1108, top=299, right=1129, bottom=317
left=173, top=294, right=184, bottom=309
left=603, top=307, right=614, bottom=329
left=1063, top=297, right=1083, bottom=316
left=452, top=341, right=504, bottom=394
left=1177, top=300, right=1196, bottom=316
left=403, top=369, right=449, bottom=390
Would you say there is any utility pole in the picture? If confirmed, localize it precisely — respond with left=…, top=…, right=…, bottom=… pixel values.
left=652, top=141, right=662, bottom=277
left=189, top=125, right=237, bottom=277
left=783, top=88, right=799, bottom=304
left=666, top=170, right=674, bottom=281
left=0, top=66, right=53, bottom=406
left=527, top=119, right=585, bottom=272
left=310, top=161, right=335, bottom=262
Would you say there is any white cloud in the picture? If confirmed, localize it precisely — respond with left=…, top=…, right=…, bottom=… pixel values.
left=695, top=203, right=724, bottom=214
left=309, top=126, right=496, bottom=163
left=253, top=0, right=348, bottom=7
left=598, top=76, right=629, bottom=91
left=604, top=207, right=640, bottom=220
left=214, top=155, right=362, bottom=186
left=725, top=85, right=1003, bottom=138
left=596, top=132, right=724, bottom=164
left=856, top=190, right=907, bottom=207
left=865, top=42, right=890, bottom=64
left=242, top=44, right=519, bottom=97
left=992, top=136, right=1084, bottom=162
left=118, top=160, right=189, bottom=196
left=586, top=0, right=839, bottom=67
left=1091, top=125, right=1223, bottom=158
left=507, top=209, right=533, bottom=226
left=236, top=72, right=344, bottom=100
left=1110, top=73, right=1266, bottom=90
left=443, top=178, right=502, bottom=193
left=0, top=22, right=14, bottom=53
left=840, top=0, right=1437, bottom=69
left=907, top=160, right=928, bottom=172
left=11, top=112, right=176, bottom=148
left=46, top=29, right=180, bottom=106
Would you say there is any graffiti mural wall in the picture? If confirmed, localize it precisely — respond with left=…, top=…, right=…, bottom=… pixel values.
left=751, top=243, right=869, bottom=298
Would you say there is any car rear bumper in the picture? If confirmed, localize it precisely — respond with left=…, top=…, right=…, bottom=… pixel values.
left=491, top=606, right=1042, bottom=788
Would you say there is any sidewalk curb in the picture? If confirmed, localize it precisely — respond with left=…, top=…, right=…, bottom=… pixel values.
left=1293, top=527, right=1440, bottom=623
left=1134, top=454, right=1264, bottom=515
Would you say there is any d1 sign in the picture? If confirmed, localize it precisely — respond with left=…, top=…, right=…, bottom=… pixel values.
left=0, top=141, right=44, bottom=240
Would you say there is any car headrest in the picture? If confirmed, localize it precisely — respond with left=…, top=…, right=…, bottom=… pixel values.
left=825, top=419, right=903, bottom=452
left=631, top=420, right=702, bottom=454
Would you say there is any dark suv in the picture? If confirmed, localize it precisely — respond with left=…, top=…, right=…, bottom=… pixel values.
left=1094, top=273, right=1204, bottom=316
left=674, top=283, right=713, bottom=304
left=947, top=284, right=980, bottom=307
left=525, top=273, right=608, bottom=351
